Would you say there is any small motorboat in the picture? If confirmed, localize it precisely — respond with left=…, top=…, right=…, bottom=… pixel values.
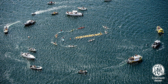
left=21, top=53, right=35, bottom=59
left=47, top=1, right=55, bottom=5
left=152, top=40, right=161, bottom=48
left=156, top=26, right=164, bottom=35
left=105, top=30, right=107, bottom=34
left=102, top=25, right=109, bottom=29
left=52, top=12, right=58, bottom=15
left=78, top=70, right=87, bottom=74
left=4, top=26, right=8, bottom=34
left=66, top=10, right=83, bottom=16
left=78, top=7, right=87, bottom=11
left=31, top=13, right=36, bottom=16
left=30, top=65, right=42, bottom=70
left=104, top=0, right=111, bottom=2
left=28, top=48, right=36, bottom=52
left=127, top=55, right=142, bottom=64
left=67, top=45, right=76, bottom=48
left=88, top=39, right=95, bottom=42
left=52, top=42, right=57, bottom=45
left=78, top=27, right=85, bottom=29
left=24, top=20, right=36, bottom=26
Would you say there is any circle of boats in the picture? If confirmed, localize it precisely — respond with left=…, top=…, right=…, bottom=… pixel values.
left=3, top=1, right=165, bottom=72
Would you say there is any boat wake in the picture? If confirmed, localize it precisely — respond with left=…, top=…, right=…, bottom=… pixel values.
left=5, top=52, right=24, bottom=63
left=34, top=6, right=68, bottom=15
left=3, top=70, right=14, bottom=84
left=103, top=60, right=127, bottom=69
left=6, top=21, right=20, bottom=28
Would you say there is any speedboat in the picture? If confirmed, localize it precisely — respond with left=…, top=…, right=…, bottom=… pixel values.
left=28, top=48, right=36, bottom=52
left=78, top=27, right=85, bottom=29
left=127, top=55, right=142, bottom=64
left=4, top=26, right=8, bottom=34
left=152, top=40, right=161, bottom=48
left=21, top=53, right=35, bottom=59
left=88, top=39, right=95, bottom=42
left=66, top=10, right=83, bottom=16
left=30, top=65, right=42, bottom=70
left=52, top=42, right=57, bottom=45
left=78, top=7, right=87, bottom=10
left=78, top=70, right=87, bottom=74
left=67, top=45, right=76, bottom=48
left=104, top=0, right=111, bottom=2
left=31, top=13, right=36, bottom=16
left=102, top=25, right=109, bottom=29
left=24, top=20, right=36, bottom=26
left=47, top=1, right=55, bottom=5
left=52, top=12, right=58, bottom=15
left=156, top=26, right=164, bottom=35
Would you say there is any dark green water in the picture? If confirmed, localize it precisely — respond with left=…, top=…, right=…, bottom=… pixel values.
left=0, top=0, right=168, bottom=84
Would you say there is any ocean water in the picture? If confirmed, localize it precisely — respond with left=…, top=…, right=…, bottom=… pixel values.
left=0, top=0, right=168, bottom=84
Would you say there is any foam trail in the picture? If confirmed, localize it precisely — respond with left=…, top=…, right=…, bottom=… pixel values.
left=35, top=6, right=68, bottom=14
left=103, top=60, right=127, bottom=69
left=6, top=21, right=20, bottom=27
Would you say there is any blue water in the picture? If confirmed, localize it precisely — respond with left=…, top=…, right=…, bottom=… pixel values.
left=0, top=0, right=168, bottom=84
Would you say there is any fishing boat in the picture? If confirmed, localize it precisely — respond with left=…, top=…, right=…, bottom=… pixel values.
left=127, top=55, right=142, bottom=64
left=66, top=10, right=83, bottom=16
left=152, top=40, right=161, bottom=48
left=78, top=7, right=87, bottom=10
left=30, top=65, right=42, bottom=70
left=4, top=26, right=8, bottom=34
left=24, top=20, right=36, bottom=26
left=156, top=26, right=164, bottom=35
left=52, top=12, right=58, bottom=15
left=78, top=70, right=87, bottom=74
left=47, top=1, right=55, bottom=5
left=88, top=39, right=95, bottom=42
left=78, top=27, right=85, bottom=29
left=28, top=48, right=36, bottom=52
left=21, top=53, right=35, bottom=59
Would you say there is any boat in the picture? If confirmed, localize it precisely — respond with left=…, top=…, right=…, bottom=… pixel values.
left=102, top=25, right=109, bottom=29
left=78, top=70, right=87, bottom=74
left=66, top=10, right=83, bottom=16
left=28, top=48, right=36, bottom=52
left=104, top=0, right=111, bottom=1
left=78, top=27, right=85, bottom=29
left=4, top=26, right=8, bottom=34
left=21, top=53, right=35, bottom=59
left=24, top=20, right=36, bottom=26
left=31, top=13, right=36, bottom=16
left=47, top=1, right=55, bottom=5
left=78, top=7, right=87, bottom=10
left=52, top=42, right=57, bottom=45
left=52, top=12, right=58, bottom=15
left=30, top=65, right=42, bottom=70
left=105, top=30, right=107, bottom=34
left=67, top=45, right=76, bottom=48
left=127, top=55, right=142, bottom=64
left=88, top=39, right=95, bottom=42
left=152, top=40, right=161, bottom=48
left=62, top=38, right=64, bottom=42
left=156, top=26, right=164, bottom=35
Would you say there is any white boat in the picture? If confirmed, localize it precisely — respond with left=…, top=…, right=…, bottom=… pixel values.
left=24, top=20, right=36, bottom=26
left=78, top=7, right=87, bottom=10
left=21, top=53, right=35, bottom=59
left=28, top=48, right=36, bottom=52
left=31, top=13, right=36, bottom=16
left=105, top=30, right=107, bottom=34
left=88, top=39, right=95, bottom=42
left=127, top=55, right=142, bottom=64
left=67, top=45, right=76, bottom=48
left=152, top=40, right=161, bottom=48
left=47, top=1, right=55, bottom=5
left=51, top=42, right=57, bottom=45
left=66, top=10, right=83, bottom=16
left=4, top=26, right=8, bottom=34
left=30, top=65, right=42, bottom=70
left=102, top=25, right=109, bottom=29
left=78, top=70, right=87, bottom=74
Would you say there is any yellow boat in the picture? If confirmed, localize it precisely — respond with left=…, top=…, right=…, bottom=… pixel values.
left=156, top=26, right=164, bottom=35
left=75, top=32, right=102, bottom=39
